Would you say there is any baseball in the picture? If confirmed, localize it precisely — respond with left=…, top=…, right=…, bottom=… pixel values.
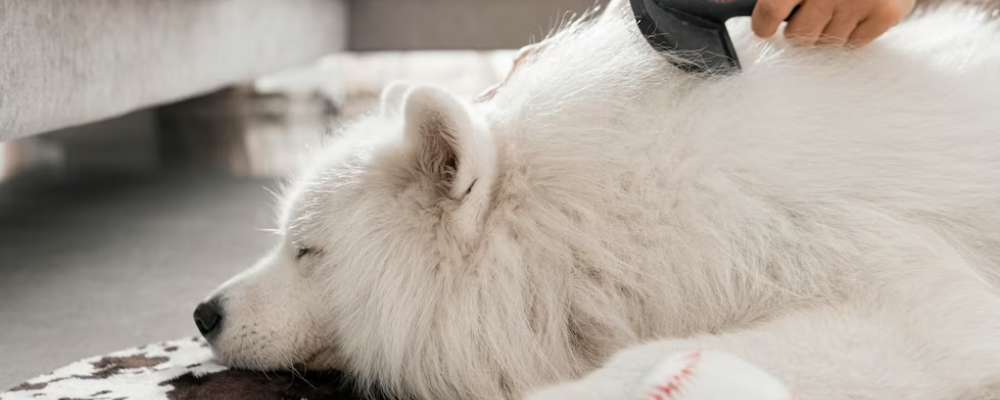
left=637, top=351, right=793, bottom=400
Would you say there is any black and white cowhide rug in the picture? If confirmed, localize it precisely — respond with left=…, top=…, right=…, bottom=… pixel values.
left=1, top=337, right=366, bottom=400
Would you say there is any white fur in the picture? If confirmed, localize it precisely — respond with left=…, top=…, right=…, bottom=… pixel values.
left=201, top=2, right=1000, bottom=399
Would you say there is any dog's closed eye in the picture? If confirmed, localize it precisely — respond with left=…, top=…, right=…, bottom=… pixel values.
left=295, top=246, right=318, bottom=260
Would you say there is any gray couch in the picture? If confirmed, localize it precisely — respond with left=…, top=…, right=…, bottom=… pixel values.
left=0, top=0, right=602, bottom=141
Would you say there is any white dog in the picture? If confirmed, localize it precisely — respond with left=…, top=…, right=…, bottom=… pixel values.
left=195, top=1, right=1000, bottom=399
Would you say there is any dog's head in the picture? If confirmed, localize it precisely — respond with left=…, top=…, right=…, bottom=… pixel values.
left=195, top=83, right=519, bottom=394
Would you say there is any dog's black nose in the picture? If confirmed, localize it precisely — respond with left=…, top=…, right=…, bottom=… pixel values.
left=193, top=297, right=224, bottom=339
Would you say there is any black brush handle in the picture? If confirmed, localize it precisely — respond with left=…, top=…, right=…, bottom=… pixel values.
left=631, top=0, right=801, bottom=73
left=650, top=0, right=798, bottom=22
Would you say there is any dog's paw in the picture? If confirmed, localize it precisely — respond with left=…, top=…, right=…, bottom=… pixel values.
left=527, top=350, right=792, bottom=400
left=634, top=350, right=792, bottom=399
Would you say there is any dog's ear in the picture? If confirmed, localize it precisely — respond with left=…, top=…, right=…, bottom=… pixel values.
left=380, top=81, right=411, bottom=117
left=403, top=85, right=495, bottom=201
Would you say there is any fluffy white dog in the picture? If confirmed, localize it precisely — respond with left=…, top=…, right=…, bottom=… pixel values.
left=195, top=1, right=1000, bottom=399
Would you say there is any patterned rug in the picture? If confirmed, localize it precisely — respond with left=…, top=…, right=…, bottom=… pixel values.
left=0, top=337, right=367, bottom=400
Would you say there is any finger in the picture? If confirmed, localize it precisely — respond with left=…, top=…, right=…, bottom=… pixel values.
left=846, top=11, right=894, bottom=47
left=753, top=0, right=802, bottom=38
left=817, top=9, right=860, bottom=46
left=784, top=0, right=835, bottom=46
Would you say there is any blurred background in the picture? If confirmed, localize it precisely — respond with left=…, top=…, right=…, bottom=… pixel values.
left=0, top=0, right=603, bottom=389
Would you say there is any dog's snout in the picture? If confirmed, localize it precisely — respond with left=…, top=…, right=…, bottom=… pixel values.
left=193, top=297, right=224, bottom=339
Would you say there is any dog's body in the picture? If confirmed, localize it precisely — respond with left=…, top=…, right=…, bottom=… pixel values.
left=200, top=2, right=1000, bottom=399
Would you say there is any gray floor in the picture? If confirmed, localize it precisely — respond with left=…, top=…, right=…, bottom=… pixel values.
left=0, top=169, right=278, bottom=389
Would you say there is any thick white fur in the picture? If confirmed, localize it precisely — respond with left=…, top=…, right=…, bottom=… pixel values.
left=201, top=2, right=1000, bottom=399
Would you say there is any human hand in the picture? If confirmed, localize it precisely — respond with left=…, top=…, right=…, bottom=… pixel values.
left=751, top=0, right=916, bottom=46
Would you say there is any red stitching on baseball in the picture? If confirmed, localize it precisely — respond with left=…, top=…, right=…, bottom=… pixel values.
left=646, top=350, right=702, bottom=400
